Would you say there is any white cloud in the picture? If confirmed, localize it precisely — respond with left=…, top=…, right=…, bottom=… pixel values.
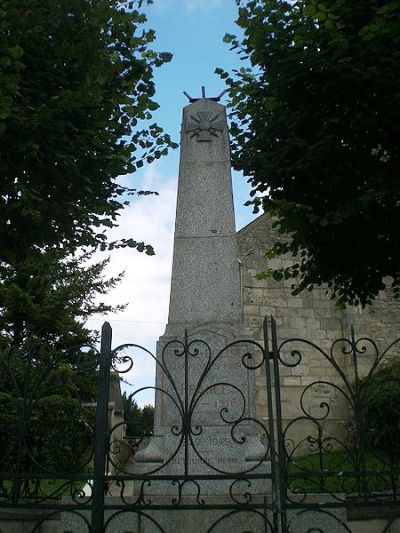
left=86, top=164, right=178, bottom=405
left=151, top=0, right=222, bottom=14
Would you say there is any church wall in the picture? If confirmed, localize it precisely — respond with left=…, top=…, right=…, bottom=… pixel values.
left=237, top=214, right=400, bottom=455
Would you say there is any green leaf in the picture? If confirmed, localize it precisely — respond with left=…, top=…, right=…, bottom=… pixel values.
left=220, top=0, right=400, bottom=306
left=272, top=271, right=284, bottom=282
left=8, top=45, right=24, bottom=59
left=145, top=245, right=155, bottom=256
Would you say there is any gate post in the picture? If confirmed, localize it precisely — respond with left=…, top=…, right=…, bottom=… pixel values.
left=91, top=321, right=113, bottom=533
left=270, top=316, right=288, bottom=533
left=263, top=317, right=280, bottom=532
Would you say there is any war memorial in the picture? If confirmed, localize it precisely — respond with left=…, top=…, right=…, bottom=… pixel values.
left=119, top=92, right=400, bottom=531
left=2, top=92, right=400, bottom=532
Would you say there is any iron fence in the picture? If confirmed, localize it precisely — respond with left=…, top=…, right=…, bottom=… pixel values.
left=0, top=318, right=400, bottom=531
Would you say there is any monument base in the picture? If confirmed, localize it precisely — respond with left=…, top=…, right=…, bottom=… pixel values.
left=118, top=324, right=273, bottom=531
left=60, top=493, right=352, bottom=533
left=138, top=326, right=269, bottom=469
left=61, top=496, right=274, bottom=533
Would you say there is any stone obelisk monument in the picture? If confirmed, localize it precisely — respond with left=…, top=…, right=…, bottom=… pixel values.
left=167, top=92, right=242, bottom=334
left=134, top=91, right=268, bottom=509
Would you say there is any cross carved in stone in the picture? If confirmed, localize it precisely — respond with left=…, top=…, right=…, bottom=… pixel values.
left=186, top=111, right=224, bottom=142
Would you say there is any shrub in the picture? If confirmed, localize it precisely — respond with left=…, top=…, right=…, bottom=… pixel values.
left=358, top=358, right=400, bottom=462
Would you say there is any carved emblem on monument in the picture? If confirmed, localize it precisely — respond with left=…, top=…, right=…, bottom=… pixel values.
left=186, top=111, right=224, bottom=142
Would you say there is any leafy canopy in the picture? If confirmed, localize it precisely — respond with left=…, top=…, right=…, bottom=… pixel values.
left=0, top=0, right=172, bottom=474
left=358, top=357, right=400, bottom=463
left=122, top=392, right=154, bottom=437
left=0, top=0, right=176, bottom=345
left=219, top=0, right=400, bottom=306
left=0, top=250, right=124, bottom=346
left=0, top=0, right=176, bottom=262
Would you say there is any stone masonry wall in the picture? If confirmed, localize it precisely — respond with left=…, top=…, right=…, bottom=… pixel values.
left=237, top=214, right=400, bottom=454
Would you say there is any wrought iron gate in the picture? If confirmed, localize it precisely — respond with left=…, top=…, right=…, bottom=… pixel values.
left=1, top=317, right=400, bottom=531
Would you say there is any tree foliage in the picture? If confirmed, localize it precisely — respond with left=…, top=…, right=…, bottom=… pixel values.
left=0, top=0, right=170, bottom=473
left=0, top=250, right=124, bottom=347
left=0, top=339, right=98, bottom=473
left=358, top=358, right=400, bottom=463
left=219, top=0, right=400, bottom=306
left=0, top=0, right=176, bottom=261
left=0, top=0, right=175, bottom=345
left=122, top=392, right=154, bottom=437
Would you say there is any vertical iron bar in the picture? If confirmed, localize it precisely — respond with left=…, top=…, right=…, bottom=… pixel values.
left=91, top=322, right=112, bottom=533
left=263, top=495, right=269, bottom=533
left=317, top=426, right=325, bottom=491
left=350, top=325, right=368, bottom=497
left=184, top=328, right=189, bottom=476
left=271, top=316, right=287, bottom=533
left=263, top=317, right=280, bottom=532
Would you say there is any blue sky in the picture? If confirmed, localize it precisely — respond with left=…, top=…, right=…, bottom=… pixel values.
left=143, top=0, right=255, bottom=229
left=87, top=0, right=258, bottom=404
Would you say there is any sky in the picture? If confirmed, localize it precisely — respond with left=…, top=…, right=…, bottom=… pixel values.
left=86, top=0, right=258, bottom=405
